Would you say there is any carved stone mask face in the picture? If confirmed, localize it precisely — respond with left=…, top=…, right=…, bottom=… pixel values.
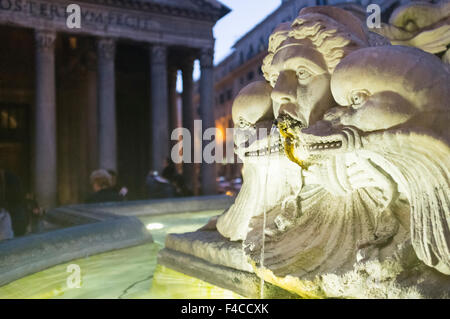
left=232, top=81, right=284, bottom=161
left=328, top=46, right=450, bottom=132
left=267, top=41, right=335, bottom=128
left=263, top=42, right=335, bottom=167
left=299, top=46, right=450, bottom=157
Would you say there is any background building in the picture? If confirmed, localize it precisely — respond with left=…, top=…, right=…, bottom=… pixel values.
left=0, top=0, right=230, bottom=207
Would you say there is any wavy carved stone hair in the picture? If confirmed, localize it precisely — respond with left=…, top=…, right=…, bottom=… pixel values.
left=262, top=7, right=369, bottom=78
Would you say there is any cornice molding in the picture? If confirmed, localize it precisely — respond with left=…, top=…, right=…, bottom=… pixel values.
left=77, top=0, right=230, bottom=22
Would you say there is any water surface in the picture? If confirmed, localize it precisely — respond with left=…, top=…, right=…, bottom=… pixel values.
left=0, top=210, right=221, bottom=299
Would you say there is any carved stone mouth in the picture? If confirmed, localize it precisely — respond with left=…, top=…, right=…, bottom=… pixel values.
left=277, top=114, right=304, bottom=138
left=244, top=140, right=284, bottom=157
left=302, top=125, right=362, bottom=153
left=307, top=140, right=342, bottom=151
left=300, top=122, right=346, bottom=153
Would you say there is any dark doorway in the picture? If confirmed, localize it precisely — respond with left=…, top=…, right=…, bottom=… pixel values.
left=0, top=103, right=30, bottom=192
left=116, top=42, right=150, bottom=200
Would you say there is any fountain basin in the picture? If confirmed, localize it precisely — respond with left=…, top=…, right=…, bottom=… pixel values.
left=0, top=196, right=234, bottom=298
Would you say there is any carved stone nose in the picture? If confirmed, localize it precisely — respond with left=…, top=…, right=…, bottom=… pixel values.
left=271, top=71, right=297, bottom=107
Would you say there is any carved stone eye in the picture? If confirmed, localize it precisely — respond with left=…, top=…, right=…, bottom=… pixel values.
left=238, top=117, right=254, bottom=129
left=350, top=91, right=369, bottom=108
left=296, top=67, right=312, bottom=81
left=269, top=73, right=279, bottom=87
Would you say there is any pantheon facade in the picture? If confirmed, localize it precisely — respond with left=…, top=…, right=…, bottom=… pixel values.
left=0, top=0, right=229, bottom=208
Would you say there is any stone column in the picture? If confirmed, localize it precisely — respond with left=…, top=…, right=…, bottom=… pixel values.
left=168, top=66, right=179, bottom=143
left=181, top=56, right=197, bottom=193
left=97, top=37, right=117, bottom=171
left=150, top=44, right=169, bottom=173
left=85, top=44, right=99, bottom=178
left=199, top=48, right=217, bottom=195
left=34, top=30, right=57, bottom=208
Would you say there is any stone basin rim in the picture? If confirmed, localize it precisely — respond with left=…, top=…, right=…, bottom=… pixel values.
left=0, top=195, right=234, bottom=288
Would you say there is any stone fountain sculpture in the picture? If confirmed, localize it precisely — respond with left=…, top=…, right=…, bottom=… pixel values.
left=243, top=45, right=450, bottom=298
left=157, top=6, right=450, bottom=299
left=217, top=5, right=370, bottom=241
left=373, top=0, right=450, bottom=64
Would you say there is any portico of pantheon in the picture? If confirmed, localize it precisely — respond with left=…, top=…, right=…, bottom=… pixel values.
left=0, top=0, right=229, bottom=208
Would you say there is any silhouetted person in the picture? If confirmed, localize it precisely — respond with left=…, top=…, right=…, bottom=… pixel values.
left=0, top=207, right=13, bottom=241
left=107, top=169, right=128, bottom=200
left=0, top=169, right=13, bottom=240
left=24, top=193, right=44, bottom=234
left=145, top=170, right=175, bottom=199
left=173, top=174, right=192, bottom=197
left=86, top=169, right=123, bottom=204
left=161, top=158, right=190, bottom=197
left=162, top=157, right=177, bottom=182
left=0, top=169, right=27, bottom=237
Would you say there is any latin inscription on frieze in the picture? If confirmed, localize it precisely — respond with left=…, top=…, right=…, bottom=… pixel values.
left=0, top=0, right=158, bottom=31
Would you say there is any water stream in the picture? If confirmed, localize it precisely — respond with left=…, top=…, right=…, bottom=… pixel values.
left=259, top=124, right=278, bottom=299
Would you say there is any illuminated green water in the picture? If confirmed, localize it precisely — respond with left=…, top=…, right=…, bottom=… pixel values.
left=0, top=210, right=222, bottom=299
left=138, top=210, right=223, bottom=245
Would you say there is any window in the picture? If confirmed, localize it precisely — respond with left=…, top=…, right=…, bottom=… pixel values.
left=239, top=51, right=244, bottom=65
left=258, top=37, right=266, bottom=52
left=226, top=89, right=233, bottom=101
left=247, top=44, right=254, bottom=60
left=0, top=107, right=19, bottom=130
left=247, top=71, right=254, bottom=81
left=0, top=104, right=26, bottom=142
